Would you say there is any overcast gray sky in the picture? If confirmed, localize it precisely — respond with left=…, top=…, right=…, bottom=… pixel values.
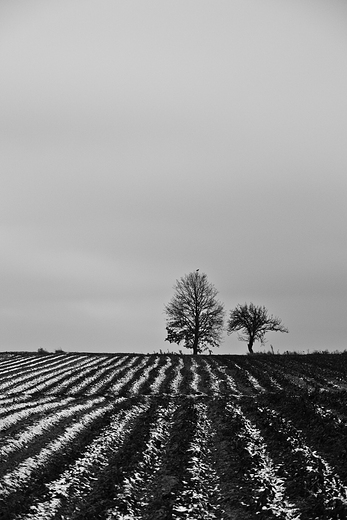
left=1, top=0, right=346, bottom=354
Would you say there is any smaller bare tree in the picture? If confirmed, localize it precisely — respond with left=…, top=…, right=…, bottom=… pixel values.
left=227, top=302, right=288, bottom=354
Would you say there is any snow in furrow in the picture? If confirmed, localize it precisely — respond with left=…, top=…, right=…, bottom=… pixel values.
left=0, top=395, right=57, bottom=418
left=0, top=354, right=70, bottom=379
left=109, top=357, right=148, bottom=394
left=24, top=357, right=112, bottom=395
left=62, top=356, right=119, bottom=394
left=0, top=398, right=95, bottom=461
left=201, top=359, right=221, bottom=393
left=0, top=356, right=100, bottom=395
left=233, top=363, right=265, bottom=393
left=18, top=401, right=149, bottom=520
left=0, top=397, right=111, bottom=498
left=105, top=401, right=178, bottom=520
left=261, top=405, right=347, bottom=514
left=149, top=357, right=172, bottom=393
left=190, top=358, right=200, bottom=393
left=0, top=398, right=74, bottom=433
left=207, top=359, right=240, bottom=395
left=172, top=401, right=226, bottom=520
left=130, top=357, right=161, bottom=394
left=83, top=355, right=133, bottom=394
left=45, top=356, right=111, bottom=394
left=170, top=358, right=184, bottom=394
left=229, top=403, right=300, bottom=519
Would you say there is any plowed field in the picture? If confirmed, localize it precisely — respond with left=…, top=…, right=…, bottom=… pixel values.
left=1, top=352, right=347, bottom=519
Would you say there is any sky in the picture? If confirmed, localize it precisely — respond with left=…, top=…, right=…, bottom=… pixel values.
left=0, top=0, right=346, bottom=354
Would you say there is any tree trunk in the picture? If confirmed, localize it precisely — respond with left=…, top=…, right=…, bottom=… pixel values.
left=193, top=336, right=199, bottom=355
left=248, top=339, right=254, bottom=354
left=193, top=316, right=199, bottom=355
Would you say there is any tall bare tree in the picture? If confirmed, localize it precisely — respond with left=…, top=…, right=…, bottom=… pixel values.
left=227, top=302, right=288, bottom=353
left=165, top=271, right=225, bottom=355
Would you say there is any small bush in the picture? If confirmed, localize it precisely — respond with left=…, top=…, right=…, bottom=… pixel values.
left=37, top=347, right=49, bottom=355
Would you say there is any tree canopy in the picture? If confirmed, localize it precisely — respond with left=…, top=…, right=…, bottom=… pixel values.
left=227, top=302, right=288, bottom=353
left=165, top=271, right=225, bottom=355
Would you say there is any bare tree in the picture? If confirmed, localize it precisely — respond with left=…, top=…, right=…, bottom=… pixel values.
left=227, top=302, right=288, bottom=354
left=165, top=271, right=225, bottom=355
